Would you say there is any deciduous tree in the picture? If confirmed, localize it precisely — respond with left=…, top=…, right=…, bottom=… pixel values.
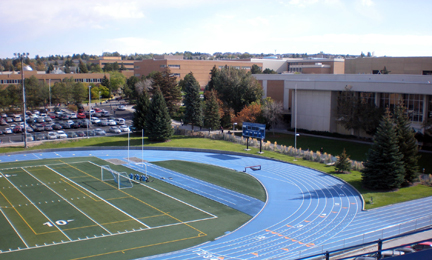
left=151, top=68, right=182, bottom=116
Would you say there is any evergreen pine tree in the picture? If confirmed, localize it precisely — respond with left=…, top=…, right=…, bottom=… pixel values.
left=334, top=149, right=351, bottom=173
left=78, top=59, right=88, bottom=73
left=204, top=90, right=220, bottom=130
left=132, top=90, right=150, bottom=132
left=394, top=105, right=420, bottom=185
left=361, top=110, right=405, bottom=190
left=183, top=73, right=203, bottom=130
left=145, top=87, right=173, bottom=141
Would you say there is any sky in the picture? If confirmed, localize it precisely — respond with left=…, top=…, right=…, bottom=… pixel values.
left=1, top=0, right=431, bottom=59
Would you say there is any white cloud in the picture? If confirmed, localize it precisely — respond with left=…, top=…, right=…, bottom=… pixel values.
left=106, top=37, right=164, bottom=54
left=361, top=0, right=374, bottom=7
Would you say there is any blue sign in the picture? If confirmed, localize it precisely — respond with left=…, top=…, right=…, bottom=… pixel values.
left=242, top=122, right=266, bottom=140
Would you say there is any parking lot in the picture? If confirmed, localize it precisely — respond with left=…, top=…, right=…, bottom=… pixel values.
left=0, top=99, right=134, bottom=144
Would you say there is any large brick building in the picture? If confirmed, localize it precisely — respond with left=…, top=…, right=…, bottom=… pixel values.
left=133, top=55, right=263, bottom=88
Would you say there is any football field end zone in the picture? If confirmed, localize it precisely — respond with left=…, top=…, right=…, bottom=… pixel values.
left=0, top=158, right=225, bottom=259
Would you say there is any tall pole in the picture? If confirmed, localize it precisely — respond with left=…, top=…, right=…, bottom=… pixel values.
left=294, top=84, right=297, bottom=150
left=49, top=79, right=51, bottom=109
left=88, top=86, right=91, bottom=137
left=15, top=53, right=29, bottom=148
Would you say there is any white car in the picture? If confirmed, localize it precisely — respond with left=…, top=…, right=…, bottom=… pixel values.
left=119, top=125, right=130, bottom=132
left=4, top=128, right=12, bottom=134
left=115, top=118, right=125, bottom=125
left=91, top=117, right=101, bottom=124
left=57, top=131, right=67, bottom=139
left=109, top=126, right=121, bottom=134
left=13, top=115, right=22, bottom=122
left=48, top=132, right=58, bottom=139
left=108, top=119, right=117, bottom=126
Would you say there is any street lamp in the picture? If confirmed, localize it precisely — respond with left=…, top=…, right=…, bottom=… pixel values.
left=14, top=53, right=30, bottom=148
left=88, top=86, right=92, bottom=137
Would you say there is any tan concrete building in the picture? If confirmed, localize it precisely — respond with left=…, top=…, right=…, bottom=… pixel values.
left=254, top=73, right=432, bottom=136
left=345, top=57, right=432, bottom=75
left=0, top=70, right=109, bottom=86
left=134, top=55, right=263, bottom=88
left=88, top=56, right=135, bottom=71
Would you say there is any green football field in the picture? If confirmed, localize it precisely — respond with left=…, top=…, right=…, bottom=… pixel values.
left=0, top=157, right=252, bottom=260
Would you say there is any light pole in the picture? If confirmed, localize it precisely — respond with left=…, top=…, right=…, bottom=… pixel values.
left=14, top=53, right=29, bottom=148
left=88, top=86, right=92, bottom=137
left=294, top=84, right=298, bottom=149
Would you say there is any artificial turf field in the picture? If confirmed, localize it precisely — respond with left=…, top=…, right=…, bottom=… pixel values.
left=0, top=157, right=252, bottom=260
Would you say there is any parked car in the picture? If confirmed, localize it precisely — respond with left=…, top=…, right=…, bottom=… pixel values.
left=412, top=242, right=432, bottom=251
left=52, top=123, right=63, bottom=130
left=86, top=130, right=95, bottom=136
left=109, top=126, right=121, bottom=134
left=44, top=124, right=53, bottom=131
left=98, top=119, right=109, bottom=126
left=13, top=125, right=23, bottom=133
left=44, top=117, right=53, bottom=123
left=91, top=117, right=100, bottom=124
left=76, top=131, right=86, bottom=137
left=68, top=113, right=77, bottom=119
left=13, top=115, right=22, bottom=122
left=0, top=118, right=7, bottom=125
left=26, top=126, right=34, bottom=133
left=117, top=105, right=126, bottom=111
left=119, top=125, right=130, bottom=132
left=77, top=113, right=86, bottom=119
left=66, top=131, right=78, bottom=138
left=94, top=128, right=106, bottom=136
left=101, top=110, right=110, bottom=117
left=59, top=122, right=71, bottom=129
left=108, top=119, right=117, bottom=126
left=34, top=124, right=45, bottom=132
left=1, top=113, right=7, bottom=118
left=23, top=133, right=34, bottom=141
left=115, top=118, right=125, bottom=125
left=57, top=130, right=67, bottom=139
left=4, top=128, right=12, bottom=134
left=47, top=132, right=58, bottom=139
left=5, top=117, right=14, bottom=123
left=60, top=114, right=70, bottom=120
left=34, top=133, right=47, bottom=140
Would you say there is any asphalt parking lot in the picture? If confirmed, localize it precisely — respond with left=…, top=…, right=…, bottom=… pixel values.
left=0, top=99, right=134, bottom=145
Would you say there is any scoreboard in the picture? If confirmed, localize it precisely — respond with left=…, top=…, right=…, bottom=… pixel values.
left=242, top=122, right=266, bottom=140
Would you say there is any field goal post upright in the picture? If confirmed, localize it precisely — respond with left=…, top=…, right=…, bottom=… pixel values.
left=242, top=122, right=266, bottom=154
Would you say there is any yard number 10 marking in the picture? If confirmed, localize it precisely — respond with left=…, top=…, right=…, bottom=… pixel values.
left=43, top=219, right=74, bottom=227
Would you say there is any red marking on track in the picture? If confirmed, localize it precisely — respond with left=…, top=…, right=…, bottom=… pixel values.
left=285, top=237, right=290, bottom=239
left=271, top=231, right=276, bottom=234
left=351, top=203, right=356, bottom=205
left=342, top=207, right=348, bottom=209
left=292, top=239, right=297, bottom=242
left=332, top=211, right=338, bottom=213
left=286, top=225, right=292, bottom=227
left=298, top=241, right=304, bottom=245
left=304, top=220, right=310, bottom=222
left=278, top=234, right=283, bottom=237
left=319, top=216, right=325, bottom=218
left=252, top=252, right=258, bottom=256
left=282, top=248, right=289, bottom=251
left=218, top=257, right=224, bottom=260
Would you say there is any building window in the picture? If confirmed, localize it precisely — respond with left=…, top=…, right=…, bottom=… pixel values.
left=172, top=73, right=180, bottom=77
left=231, top=66, right=240, bottom=69
left=218, top=66, right=224, bottom=69
left=423, top=71, right=432, bottom=75
left=160, top=65, right=167, bottom=68
left=134, top=66, right=140, bottom=69
left=242, top=66, right=251, bottom=70
left=381, top=93, right=424, bottom=123
left=168, top=65, right=180, bottom=69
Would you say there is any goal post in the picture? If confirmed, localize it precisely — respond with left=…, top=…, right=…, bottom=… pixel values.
left=101, top=165, right=133, bottom=189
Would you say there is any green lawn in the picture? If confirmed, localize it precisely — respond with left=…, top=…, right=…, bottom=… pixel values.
left=1, top=133, right=431, bottom=210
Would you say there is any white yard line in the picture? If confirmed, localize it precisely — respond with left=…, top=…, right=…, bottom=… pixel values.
left=0, top=170, right=72, bottom=242
left=23, top=167, right=113, bottom=235
left=0, top=199, right=29, bottom=248
left=45, top=165, right=151, bottom=229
